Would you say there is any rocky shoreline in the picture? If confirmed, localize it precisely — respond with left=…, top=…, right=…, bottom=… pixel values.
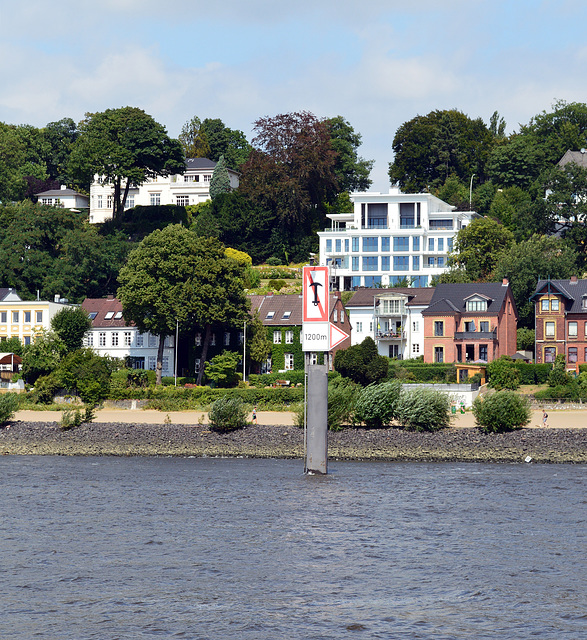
left=1, top=420, right=586, bottom=463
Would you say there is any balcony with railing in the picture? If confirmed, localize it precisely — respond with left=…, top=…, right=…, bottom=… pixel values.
left=375, top=330, right=406, bottom=341
left=454, top=329, right=497, bottom=340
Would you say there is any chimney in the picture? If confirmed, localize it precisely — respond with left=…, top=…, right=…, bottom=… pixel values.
left=502, top=278, right=509, bottom=287
left=107, top=294, right=115, bottom=300
left=570, top=275, right=578, bottom=284
left=54, top=294, right=60, bottom=303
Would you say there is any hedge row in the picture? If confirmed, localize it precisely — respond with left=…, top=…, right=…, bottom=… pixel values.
left=111, top=386, right=305, bottom=410
left=513, top=363, right=551, bottom=385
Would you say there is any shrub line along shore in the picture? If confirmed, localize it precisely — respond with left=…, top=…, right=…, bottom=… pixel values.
left=1, top=410, right=586, bottom=463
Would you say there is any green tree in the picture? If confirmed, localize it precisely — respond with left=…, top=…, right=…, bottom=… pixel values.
left=204, top=350, right=241, bottom=387
left=0, top=122, right=27, bottom=202
left=57, top=348, right=117, bottom=404
left=248, top=311, right=272, bottom=370
left=517, top=328, right=535, bottom=352
left=42, top=117, right=78, bottom=183
left=0, top=201, right=130, bottom=302
left=389, top=109, right=496, bottom=192
left=446, top=217, right=514, bottom=281
left=69, top=107, right=185, bottom=218
left=178, top=116, right=211, bottom=159
left=200, top=118, right=251, bottom=170
left=493, top=235, right=578, bottom=328
left=20, top=330, right=66, bottom=384
left=51, top=307, right=92, bottom=354
left=209, top=155, right=232, bottom=199
left=325, top=115, right=373, bottom=192
left=334, top=337, right=388, bottom=385
left=489, top=186, right=532, bottom=230
left=118, top=226, right=249, bottom=385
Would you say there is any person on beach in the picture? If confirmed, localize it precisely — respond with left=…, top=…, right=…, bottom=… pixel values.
left=542, top=410, right=548, bottom=427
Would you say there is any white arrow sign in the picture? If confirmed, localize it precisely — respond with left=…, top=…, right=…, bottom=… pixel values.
left=330, top=323, right=349, bottom=349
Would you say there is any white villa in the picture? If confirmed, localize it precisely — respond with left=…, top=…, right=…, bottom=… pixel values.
left=344, top=287, right=434, bottom=358
left=89, top=158, right=240, bottom=224
left=318, top=188, right=478, bottom=290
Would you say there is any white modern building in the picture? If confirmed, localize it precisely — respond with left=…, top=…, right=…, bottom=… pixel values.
left=89, top=158, right=240, bottom=224
left=81, top=297, right=175, bottom=375
left=318, top=188, right=479, bottom=290
left=344, top=287, right=434, bottom=358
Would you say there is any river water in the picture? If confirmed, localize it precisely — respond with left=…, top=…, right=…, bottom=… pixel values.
left=0, top=457, right=585, bottom=639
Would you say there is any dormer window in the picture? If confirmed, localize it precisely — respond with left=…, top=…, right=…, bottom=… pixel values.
left=104, top=311, right=114, bottom=319
left=282, top=311, right=291, bottom=320
left=551, top=299, right=559, bottom=311
left=114, top=311, right=123, bottom=319
left=266, top=311, right=275, bottom=320
left=466, top=299, right=487, bottom=312
left=582, top=295, right=587, bottom=310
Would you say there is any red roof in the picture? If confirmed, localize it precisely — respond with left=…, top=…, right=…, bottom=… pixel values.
left=81, top=297, right=130, bottom=328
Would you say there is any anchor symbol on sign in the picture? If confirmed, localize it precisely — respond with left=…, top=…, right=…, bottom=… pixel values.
left=308, top=275, right=322, bottom=306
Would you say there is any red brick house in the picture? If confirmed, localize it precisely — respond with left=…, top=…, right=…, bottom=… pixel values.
left=531, top=277, right=587, bottom=369
left=421, top=281, right=518, bottom=365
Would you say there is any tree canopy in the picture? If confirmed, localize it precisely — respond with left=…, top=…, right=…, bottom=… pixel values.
left=445, top=217, right=514, bottom=281
left=69, top=107, right=185, bottom=218
left=117, top=226, right=249, bottom=384
left=0, top=201, right=129, bottom=302
left=389, top=109, right=496, bottom=192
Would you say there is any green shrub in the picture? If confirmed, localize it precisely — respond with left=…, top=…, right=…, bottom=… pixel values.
left=0, top=393, right=20, bottom=424
left=30, top=373, right=61, bottom=404
left=354, top=380, right=402, bottom=428
left=486, top=356, right=520, bottom=390
left=266, top=256, right=282, bottom=266
left=472, top=391, right=531, bottom=433
left=268, top=279, right=287, bottom=291
left=514, top=362, right=550, bottom=385
left=327, top=378, right=359, bottom=430
left=534, top=383, right=581, bottom=400
left=548, top=355, right=569, bottom=387
left=396, top=387, right=452, bottom=431
left=59, top=406, right=95, bottom=431
left=208, top=395, right=249, bottom=433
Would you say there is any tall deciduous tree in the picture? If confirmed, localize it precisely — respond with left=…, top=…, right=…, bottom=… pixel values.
left=200, top=118, right=251, bottom=169
left=51, top=307, right=92, bottom=354
left=445, top=217, right=514, bottom=281
left=493, top=235, right=578, bottom=328
left=178, top=116, right=211, bottom=159
left=239, top=111, right=339, bottom=262
left=325, top=115, right=373, bottom=192
left=389, top=109, right=496, bottom=192
left=69, top=107, right=185, bottom=218
left=117, top=226, right=249, bottom=384
left=0, top=201, right=129, bottom=302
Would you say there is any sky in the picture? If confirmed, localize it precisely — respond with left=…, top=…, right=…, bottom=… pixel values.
left=1, top=0, right=587, bottom=191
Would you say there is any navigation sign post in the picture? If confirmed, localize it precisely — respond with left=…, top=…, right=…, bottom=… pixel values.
left=302, top=265, right=330, bottom=475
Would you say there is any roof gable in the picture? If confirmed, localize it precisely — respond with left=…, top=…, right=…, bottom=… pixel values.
left=422, top=282, right=512, bottom=316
